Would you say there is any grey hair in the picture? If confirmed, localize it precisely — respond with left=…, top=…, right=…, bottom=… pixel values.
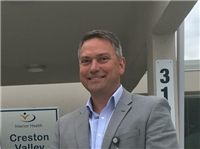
left=78, top=30, right=123, bottom=59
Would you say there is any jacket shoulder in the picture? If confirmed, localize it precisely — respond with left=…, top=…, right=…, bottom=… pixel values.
left=131, top=93, right=171, bottom=112
left=58, top=106, right=86, bottom=125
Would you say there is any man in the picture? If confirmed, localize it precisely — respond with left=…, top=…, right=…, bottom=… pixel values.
left=51, top=30, right=179, bottom=149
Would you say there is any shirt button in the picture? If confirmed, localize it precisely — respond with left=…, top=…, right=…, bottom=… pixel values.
left=101, top=117, right=104, bottom=119
left=98, top=134, right=101, bottom=137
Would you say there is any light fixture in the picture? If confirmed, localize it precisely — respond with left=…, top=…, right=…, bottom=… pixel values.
left=25, top=64, right=46, bottom=73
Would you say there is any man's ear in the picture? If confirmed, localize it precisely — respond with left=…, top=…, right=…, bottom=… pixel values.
left=119, top=57, right=126, bottom=75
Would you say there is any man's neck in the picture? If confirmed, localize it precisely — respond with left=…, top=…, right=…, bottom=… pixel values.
left=90, top=95, right=110, bottom=114
left=90, top=87, right=119, bottom=114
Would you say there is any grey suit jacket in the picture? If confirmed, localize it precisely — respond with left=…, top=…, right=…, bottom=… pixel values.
left=51, top=89, right=179, bottom=149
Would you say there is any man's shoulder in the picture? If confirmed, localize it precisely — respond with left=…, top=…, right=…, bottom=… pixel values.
left=132, top=94, right=166, bottom=102
left=58, top=106, right=86, bottom=124
left=130, top=93, right=170, bottom=111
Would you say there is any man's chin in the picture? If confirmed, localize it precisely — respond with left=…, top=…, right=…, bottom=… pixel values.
left=87, top=87, right=103, bottom=94
left=88, top=88, right=100, bottom=93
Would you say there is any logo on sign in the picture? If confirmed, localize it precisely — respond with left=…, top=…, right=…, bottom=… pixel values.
left=21, top=112, right=36, bottom=122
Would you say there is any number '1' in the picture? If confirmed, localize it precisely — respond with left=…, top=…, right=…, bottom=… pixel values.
left=161, top=87, right=168, bottom=100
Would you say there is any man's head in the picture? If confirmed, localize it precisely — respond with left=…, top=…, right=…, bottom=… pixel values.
left=78, top=30, right=123, bottom=59
left=78, top=30, right=126, bottom=96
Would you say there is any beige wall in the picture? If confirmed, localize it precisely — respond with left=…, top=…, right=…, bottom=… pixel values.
left=1, top=82, right=90, bottom=117
left=1, top=70, right=199, bottom=117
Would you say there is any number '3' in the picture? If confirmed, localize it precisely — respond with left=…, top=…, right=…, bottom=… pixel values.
left=160, top=68, right=170, bottom=83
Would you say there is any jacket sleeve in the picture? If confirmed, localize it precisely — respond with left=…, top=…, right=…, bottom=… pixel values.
left=146, top=98, right=179, bottom=149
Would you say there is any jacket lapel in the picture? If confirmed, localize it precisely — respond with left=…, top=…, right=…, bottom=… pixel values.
left=101, top=89, right=133, bottom=149
left=75, top=107, right=90, bottom=149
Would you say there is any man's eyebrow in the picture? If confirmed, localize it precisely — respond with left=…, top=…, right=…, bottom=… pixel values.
left=97, top=53, right=110, bottom=57
left=80, top=53, right=110, bottom=59
left=80, top=56, right=90, bottom=59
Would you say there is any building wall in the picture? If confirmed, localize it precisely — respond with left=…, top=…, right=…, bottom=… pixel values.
left=1, top=70, right=199, bottom=117
left=133, top=70, right=200, bottom=94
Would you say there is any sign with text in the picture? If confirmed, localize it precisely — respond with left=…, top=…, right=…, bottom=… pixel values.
left=0, top=107, right=58, bottom=149
left=155, top=59, right=175, bottom=127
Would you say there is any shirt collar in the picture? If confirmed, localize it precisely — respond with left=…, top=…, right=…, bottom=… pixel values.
left=86, top=85, right=123, bottom=117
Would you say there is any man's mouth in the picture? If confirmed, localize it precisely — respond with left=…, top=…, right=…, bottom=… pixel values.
left=88, top=76, right=105, bottom=80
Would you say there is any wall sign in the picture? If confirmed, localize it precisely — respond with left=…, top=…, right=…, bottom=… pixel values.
left=156, top=59, right=176, bottom=127
left=0, top=107, right=58, bottom=149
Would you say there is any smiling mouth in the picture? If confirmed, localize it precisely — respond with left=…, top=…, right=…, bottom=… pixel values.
left=88, top=76, right=105, bottom=80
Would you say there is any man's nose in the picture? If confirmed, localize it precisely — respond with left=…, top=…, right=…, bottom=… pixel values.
left=90, top=60, right=99, bottom=73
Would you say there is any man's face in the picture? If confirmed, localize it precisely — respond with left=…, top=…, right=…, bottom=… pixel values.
left=79, top=38, right=125, bottom=95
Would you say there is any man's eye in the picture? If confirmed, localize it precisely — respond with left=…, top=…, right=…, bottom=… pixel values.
left=81, top=59, right=90, bottom=64
left=99, top=57, right=108, bottom=62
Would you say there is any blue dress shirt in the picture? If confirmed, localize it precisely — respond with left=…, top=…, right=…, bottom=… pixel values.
left=86, top=85, right=123, bottom=149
